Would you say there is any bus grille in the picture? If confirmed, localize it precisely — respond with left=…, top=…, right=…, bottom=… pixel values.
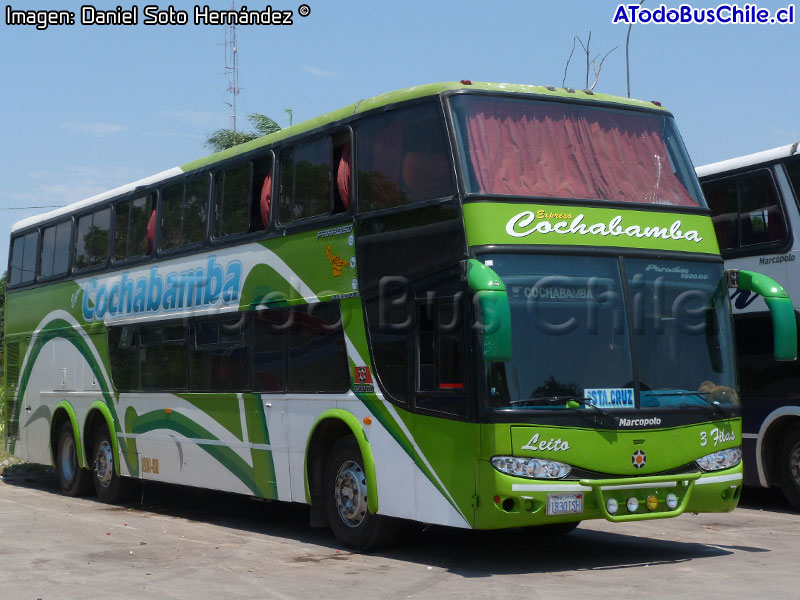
left=4, top=394, right=19, bottom=440
left=567, top=463, right=700, bottom=480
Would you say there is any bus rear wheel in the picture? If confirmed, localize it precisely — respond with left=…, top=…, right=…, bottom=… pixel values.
left=55, top=422, right=93, bottom=496
left=324, top=436, right=395, bottom=551
left=91, top=424, right=134, bottom=503
left=778, top=423, right=800, bottom=512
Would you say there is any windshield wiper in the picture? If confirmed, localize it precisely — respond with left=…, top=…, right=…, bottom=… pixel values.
left=511, top=394, right=614, bottom=424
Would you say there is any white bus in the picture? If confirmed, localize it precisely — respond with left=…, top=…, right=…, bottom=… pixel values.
left=697, top=142, right=800, bottom=510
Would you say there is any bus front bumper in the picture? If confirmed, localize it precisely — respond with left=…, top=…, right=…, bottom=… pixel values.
left=475, top=463, right=743, bottom=529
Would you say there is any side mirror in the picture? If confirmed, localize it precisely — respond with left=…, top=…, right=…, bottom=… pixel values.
left=728, top=269, right=797, bottom=361
left=467, top=259, right=512, bottom=362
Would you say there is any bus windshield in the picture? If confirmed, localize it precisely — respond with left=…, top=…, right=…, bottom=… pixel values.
left=450, top=94, right=705, bottom=208
left=483, top=254, right=738, bottom=412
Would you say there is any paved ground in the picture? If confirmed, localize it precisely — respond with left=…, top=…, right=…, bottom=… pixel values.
left=1, top=464, right=798, bottom=600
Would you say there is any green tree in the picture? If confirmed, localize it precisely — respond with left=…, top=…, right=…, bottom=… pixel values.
left=205, top=113, right=283, bottom=152
left=0, top=270, right=6, bottom=388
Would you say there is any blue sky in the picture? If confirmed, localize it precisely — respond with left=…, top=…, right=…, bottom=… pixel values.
left=1, top=0, right=797, bottom=269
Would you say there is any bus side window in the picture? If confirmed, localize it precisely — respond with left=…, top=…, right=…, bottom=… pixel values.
left=213, top=163, right=253, bottom=239
left=108, top=326, right=139, bottom=392
left=74, top=207, right=111, bottom=271
left=739, top=172, right=784, bottom=246
left=786, top=158, right=800, bottom=201
left=161, top=175, right=209, bottom=250
left=288, top=303, right=349, bottom=393
left=703, top=170, right=787, bottom=252
left=39, top=220, right=71, bottom=279
left=138, top=322, right=188, bottom=390
left=415, top=296, right=468, bottom=417
left=704, top=179, right=739, bottom=251
left=114, top=194, right=154, bottom=261
left=253, top=307, right=289, bottom=392
left=735, top=311, right=800, bottom=397
left=278, top=137, right=332, bottom=224
left=356, top=103, right=453, bottom=212
left=190, top=314, right=252, bottom=392
left=9, top=230, right=39, bottom=286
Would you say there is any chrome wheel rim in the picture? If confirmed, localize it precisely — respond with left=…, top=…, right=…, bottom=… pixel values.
left=95, top=440, right=114, bottom=489
left=334, top=460, right=368, bottom=528
left=59, top=435, right=76, bottom=483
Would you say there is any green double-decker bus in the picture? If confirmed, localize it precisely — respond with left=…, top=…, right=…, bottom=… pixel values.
left=4, top=82, right=796, bottom=549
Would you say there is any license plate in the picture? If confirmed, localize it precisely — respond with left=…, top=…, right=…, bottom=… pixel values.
left=547, top=493, right=584, bottom=515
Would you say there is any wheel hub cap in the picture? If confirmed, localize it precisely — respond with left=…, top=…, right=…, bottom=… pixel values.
left=95, top=440, right=114, bottom=488
left=334, top=460, right=368, bottom=527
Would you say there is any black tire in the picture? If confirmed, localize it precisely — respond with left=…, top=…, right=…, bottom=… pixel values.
left=91, top=424, right=134, bottom=503
left=324, top=436, right=395, bottom=551
left=55, top=422, right=93, bottom=497
left=531, top=521, right=581, bottom=535
left=777, top=423, right=800, bottom=512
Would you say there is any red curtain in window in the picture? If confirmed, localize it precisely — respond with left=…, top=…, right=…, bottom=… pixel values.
left=337, top=142, right=351, bottom=209
left=146, top=209, right=156, bottom=253
left=260, top=170, right=272, bottom=228
left=464, top=100, right=697, bottom=206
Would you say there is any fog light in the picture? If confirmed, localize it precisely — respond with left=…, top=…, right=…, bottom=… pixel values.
left=606, top=498, right=619, bottom=515
left=626, top=497, right=639, bottom=512
left=646, top=495, right=659, bottom=511
left=666, top=493, right=678, bottom=510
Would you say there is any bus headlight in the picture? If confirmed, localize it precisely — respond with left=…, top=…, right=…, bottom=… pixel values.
left=491, top=456, right=572, bottom=479
left=695, top=447, right=742, bottom=471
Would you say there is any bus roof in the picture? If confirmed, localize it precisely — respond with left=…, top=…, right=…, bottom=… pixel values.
left=12, top=81, right=669, bottom=234
left=696, top=141, right=800, bottom=179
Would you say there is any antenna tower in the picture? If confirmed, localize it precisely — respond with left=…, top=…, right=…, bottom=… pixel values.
left=224, top=1, right=241, bottom=131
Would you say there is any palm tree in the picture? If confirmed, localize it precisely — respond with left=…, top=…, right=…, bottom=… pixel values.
left=205, top=113, right=283, bottom=152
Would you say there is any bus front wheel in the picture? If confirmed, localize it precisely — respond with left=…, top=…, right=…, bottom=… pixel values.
left=778, top=423, right=800, bottom=512
left=91, top=424, right=133, bottom=503
left=324, top=436, right=395, bottom=551
left=56, top=422, right=93, bottom=497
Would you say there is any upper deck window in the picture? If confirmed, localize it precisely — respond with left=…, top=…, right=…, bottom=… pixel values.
left=74, top=207, right=111, bottom=271
left=213, top=162, right=254, bottom=237
left=702, top=169, right=786, bottom=252
left=40, top=220, right=71, bottom=278
left=161, top=175, right=209, bottom=250
left=279, top=137, right=332, bottom=223
left=9, top=230, right=39, bottom=286
left=356, top=103, right=454, bottom=212
left=450, top=95, right=704, bottom=208
left=114, top=194, right=154, bottom=261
